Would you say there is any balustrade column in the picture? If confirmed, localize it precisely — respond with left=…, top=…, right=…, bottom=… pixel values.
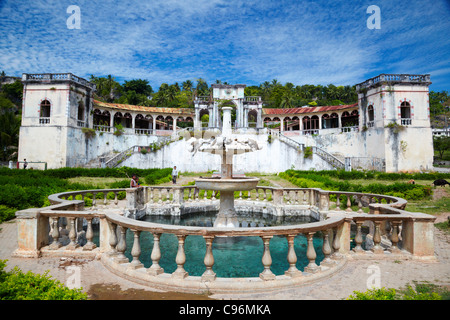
left=259, top=236, right=275, bottom=280
left=83, top=217, right=96, bottom=251
left=115, top=226, right=129, bottom=263
left=202, top=236, right=216, bottom=282
left=353, top=221, right=364, bottom=253
left=335, top=194, right=341, bottom=211
left=172, top=235, right=188, bottom=279
left=107, top=220, right=118, bottom=256
left=331, top=226, right=342, bottom=260
left=321, top=230, right=334, bottom=265
left=304, top=232, right=319, bottom=273
left=357, top=195, right=364, bottom=213
left=372, top=221, right=384, bottom=254
left=129, top=230, right=144, bottom=269
left=148, top=233, right=164, bottom=275
left=390, top=221, right=401, bottom=254
left=346, top=195, right=352, bottom=212
left=66, top=217, right=79, bottom=250
left=49, top=217, right=62, bottom=250
left=285, top=235, right=301, bottom=277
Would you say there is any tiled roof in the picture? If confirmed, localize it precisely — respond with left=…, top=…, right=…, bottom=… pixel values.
left=93, top=100, right=195, bottom=115
left=262, top=103, right=358, bottom=115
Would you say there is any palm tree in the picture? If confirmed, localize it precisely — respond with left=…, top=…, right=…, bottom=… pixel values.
left=280, top=91, right=295, bottom=108
left=182, top=80, right=193, bottom=92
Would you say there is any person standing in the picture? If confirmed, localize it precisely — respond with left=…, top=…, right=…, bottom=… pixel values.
left=130, top=174, right=141, bottom=188
left=172, top=166, right=178, bottom=184
left=23, top=159, right=28, bottom=169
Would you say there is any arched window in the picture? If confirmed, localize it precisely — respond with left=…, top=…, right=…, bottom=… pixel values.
left=156, top=115, right=166, bottom=129
left=330, top=113, right=339, bottom=128
left=283, top=117, right=291, bottom=131
left=341, top=110, right=359, bottom=128
left=113, top=112, right=123, bottom=126
left=400, top=102, right=411, bottom=125
left=322, top=114, right=330, bottom=129
left=40, top=100, right=51, bottom=124
left=311, top=115, right=319, bottom=129
left=368, top=105, right=374, bottom=127
left=135, top=114, right=150, bottom=130
left=123, top=113, right=132, bottom=128
left=291, top=116, right=300, bottom=130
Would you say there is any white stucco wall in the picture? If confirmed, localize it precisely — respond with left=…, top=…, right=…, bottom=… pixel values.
left=120, top=134, right=334, bottom=173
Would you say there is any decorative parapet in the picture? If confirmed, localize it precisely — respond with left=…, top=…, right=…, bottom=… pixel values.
left=356, top=74, right=431, bottom=92
left=13, top=185, right=436, bottom=293
left=22, top=73, right=96, bottom=91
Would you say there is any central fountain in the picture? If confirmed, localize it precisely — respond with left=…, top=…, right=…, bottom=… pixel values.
left=188, top=106, right=262, bottom=227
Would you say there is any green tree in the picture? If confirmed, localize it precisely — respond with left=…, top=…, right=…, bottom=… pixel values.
left=89, top=75, right=123, bottom=102
left=434, top=135, right=450, bottom=160
left=1, top=80, right=23, bottom=106
left=123, top=79, right=153, bottom=96
left=182, top=80, right=194, bottom=92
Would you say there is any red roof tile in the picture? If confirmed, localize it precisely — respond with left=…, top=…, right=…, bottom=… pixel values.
left=262, top=103, right=358, bottom=115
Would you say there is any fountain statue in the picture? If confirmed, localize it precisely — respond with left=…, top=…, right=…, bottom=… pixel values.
left=187, top=107, right=262, bottom=227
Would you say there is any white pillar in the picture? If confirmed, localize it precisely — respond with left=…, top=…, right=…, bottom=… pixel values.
left=222, top=107, right=232, bottom=136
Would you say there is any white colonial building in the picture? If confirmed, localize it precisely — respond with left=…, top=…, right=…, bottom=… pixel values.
left=17, top=73, right=433, bottom=172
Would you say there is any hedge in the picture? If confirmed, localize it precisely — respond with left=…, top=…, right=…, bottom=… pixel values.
left=0, top=167, right=173, bottom=223
left=279, top=170, right=433, bottom=200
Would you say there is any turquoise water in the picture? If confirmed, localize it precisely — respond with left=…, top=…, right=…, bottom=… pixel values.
left=96, top=212, right=325, bottom=278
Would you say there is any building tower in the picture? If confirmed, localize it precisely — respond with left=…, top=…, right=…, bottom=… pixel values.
left=18, top=73, right=96, bottom=168
left=356, top=74, right=433, bottom=172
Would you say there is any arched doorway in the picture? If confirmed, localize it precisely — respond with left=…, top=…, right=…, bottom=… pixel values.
left=248, top=109, right=258, bottom=128
left=199, top=109, right=210, bottom=128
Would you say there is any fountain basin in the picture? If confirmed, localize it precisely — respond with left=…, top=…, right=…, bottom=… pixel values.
left=194, top=177, right=259, bottom=192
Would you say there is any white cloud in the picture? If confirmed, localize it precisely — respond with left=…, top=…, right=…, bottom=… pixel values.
left=0, top=0, right=449, bottom=91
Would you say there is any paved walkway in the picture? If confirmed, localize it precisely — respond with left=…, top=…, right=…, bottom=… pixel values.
left=1, top=216, right=449, bottom=300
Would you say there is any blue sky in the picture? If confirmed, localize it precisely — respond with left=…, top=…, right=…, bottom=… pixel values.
left=0, top=0, right=449, bottom=92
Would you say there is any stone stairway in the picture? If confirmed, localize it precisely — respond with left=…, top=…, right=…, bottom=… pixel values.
left=271, top=130, right=345, bottom=170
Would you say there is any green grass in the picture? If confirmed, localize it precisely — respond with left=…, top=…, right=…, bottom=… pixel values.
left=405, top=196, right=450, bottom=216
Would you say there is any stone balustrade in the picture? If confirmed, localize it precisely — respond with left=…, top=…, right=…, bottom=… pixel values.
left=13, top=185, right=436, bottom=293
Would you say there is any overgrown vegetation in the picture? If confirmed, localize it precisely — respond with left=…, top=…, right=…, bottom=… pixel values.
left=278, top=169, right=450, bottom=201
left=0, top=167, right=172, bottom=223
left=0, top=259, right=88, bottom=300
left=347, top=282, right=449, bottom=300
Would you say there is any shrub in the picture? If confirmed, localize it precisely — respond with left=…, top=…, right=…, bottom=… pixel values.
left=347, top=284, right=444, bottom=300
left=0, top=260, right=88, bottom=300
left=347, top=287, right=397, bottom=300
left=0, top=205, right=16, bottom=223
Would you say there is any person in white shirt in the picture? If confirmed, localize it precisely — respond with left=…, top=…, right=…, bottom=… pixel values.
left=172, top=166, right=178, bottom=184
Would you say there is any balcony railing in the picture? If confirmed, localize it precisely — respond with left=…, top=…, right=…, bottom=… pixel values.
left=39, top=117, right=50, bottom=124
left=400, top=118, right=412, bottom=126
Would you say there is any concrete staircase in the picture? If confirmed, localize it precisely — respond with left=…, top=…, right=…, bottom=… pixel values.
left=271, top=130, right=345, bottom=170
